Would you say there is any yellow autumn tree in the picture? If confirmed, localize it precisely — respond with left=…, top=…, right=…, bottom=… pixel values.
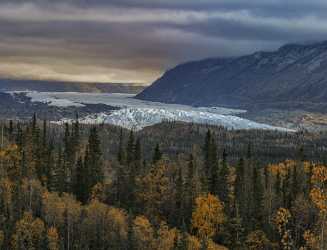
left=186, top=234, right=201, bottom=250
left=133, top=215, right=155, bottom=250
left=302, top=230, right=319, bottom=250
left=155, top=222, right=179, bottom=250
left=47, top=227, right=60, bottom=250
left=273, top=208, right=293, bottom=250
left=21, top=178, right=45, bottom=213
left=136, top=162, right=175, bottom=222
left=106, top=206, right=128, bottom=248
left=245, top=230, right=270, bottom=250
left=42, top=192, right=81, bottom=249
left=11, top=212, right=45, bottom=250
left=0, top=178, right=15, bottom=220
left=309, top=165, right=327, bottom=249
left=191, top=194, right=225, bottom=240
left=0, top=144, right=21, bottom=180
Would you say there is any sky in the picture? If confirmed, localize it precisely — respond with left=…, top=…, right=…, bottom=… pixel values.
left=1, top=0, right=327, bottom=85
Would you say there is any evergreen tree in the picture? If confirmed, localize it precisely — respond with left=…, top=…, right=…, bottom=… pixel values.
left=8, top=120, right=14, bottom=142
left=152, top=143, right=162, bottom=164
left=175, top=166, right=184, bottom=226
left=126, top=131, right=135, bottom=165
left=203, top=129, right=212, bottom=176
left=185, top=154, right=196, bottom=228
left=134, top=138, right=142, bottom=172
left=208, top=138, right=219, bottom=195
left=291, top=164, right=298, bottom=204
left=49, top=145, right=65, bottom=193
left=86, top=127, right=103, bottom=187
left=235, top=158, right=245, bottom=205
left=63, top=123, right=72, bottom=192
left=218, top=149, right=229, bottom=205
left=73, top=157, right=89, bottom=204
left=282, top=170, right=291, bottom=208
left=117, top=128, right=125, bottom=165
left=252, top=164, right=264, bottom=229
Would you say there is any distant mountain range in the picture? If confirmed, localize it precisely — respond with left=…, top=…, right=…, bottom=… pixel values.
left=0, top=79, right=144, bottom=94
left=137, top=41, right=327, bottom=112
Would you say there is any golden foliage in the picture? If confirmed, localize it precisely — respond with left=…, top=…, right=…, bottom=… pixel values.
left=156, top=222, right=179, bottom=250
left=267, top=160, right=297, bottom=177
left=0, top=178, right=14, bottom=218
left=303, top=230, right=319, bottom=250
left=11, top=212, right=45, bottom=250
left=311, top=165, right=327, bottom=184
left=47, top=227, right=60, bottom=250
left=106, top=206, right=128, bottom=242
left=273, top=208, right=294, bottom=250
left=310, top=165, right=327, bottom=214
left=274, top=208, right=291, bottom=235
left=136, top=162, right=174, bottom=222
left=245, top=230, right=270, bottom=250
left=191, top=194, right=225, bottom=239
left=133, top=215, right=155, bottom=250
left=310, top=187, right=327, bottom=213
left=186, top=235, right=201, bottom=250
left=90, top=182, right=105, bottom=202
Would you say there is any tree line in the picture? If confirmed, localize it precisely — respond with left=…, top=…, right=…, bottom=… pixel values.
left=0, top=117, right=325, bottom=249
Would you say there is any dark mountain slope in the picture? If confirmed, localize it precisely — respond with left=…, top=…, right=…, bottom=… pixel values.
left=137, top=41, right=327, bottom=111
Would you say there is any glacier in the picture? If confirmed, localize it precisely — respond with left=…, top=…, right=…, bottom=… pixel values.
left=14, top=91, right=293, bottom=131
left=102, top=108, right=292, bottom=131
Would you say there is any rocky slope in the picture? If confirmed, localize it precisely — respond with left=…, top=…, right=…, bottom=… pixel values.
left=137, top=41, right=327, bottom=111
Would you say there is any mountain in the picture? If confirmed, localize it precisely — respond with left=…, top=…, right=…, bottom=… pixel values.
left=136, top=41, right=327, bottom=111
left=0, top=79, right=144, bottom=94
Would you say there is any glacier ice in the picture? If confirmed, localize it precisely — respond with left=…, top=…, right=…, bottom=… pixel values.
left=14, top=91, right=293, bottom=131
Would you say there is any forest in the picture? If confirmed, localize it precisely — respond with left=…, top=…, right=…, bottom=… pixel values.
left=0, top=115, right=326, bottom=250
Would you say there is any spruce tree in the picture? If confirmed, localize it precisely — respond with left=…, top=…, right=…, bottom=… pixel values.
left=63, top=123, right=73, bottom=192
left=185, top=154, right=196, bottom=227
left=134, top=138, right=142, bottom=172
left=203, top=129, right=212, bottom=176
left=117, top=128, right=125, bottom=165
left=218, top=149, right=229, bottom=205
left=252, top=164, right=264, bottom=229
left=49, top=145, right=65, bottom=193
left=175, top=166, right=184, bottom=226
left=86, top=127, right=103, bottom=187
left=209, top=138, right=219, bottom=195
left=152, top=143, right=162, bottom=164
left=126, top=131, right=135, bottom=165
left=73, top=157, right=89, bottom=203
left=235, top=158, right=245, bottom=205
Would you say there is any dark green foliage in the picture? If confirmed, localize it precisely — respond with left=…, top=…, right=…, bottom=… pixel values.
left=0, top=119, right=325, bottom=250
left=126, top=131, right=135, bottom=165
left=218, top=149, right=229, bottom=205
left=117, top=128, right=125, bottom=165
left=85, top=127, right=103, bottom=187
left=252, top=164, right=264, bottom=229
left=73, top=157, right=89, bottom=204
left=152, top=143, right=162, bottom=164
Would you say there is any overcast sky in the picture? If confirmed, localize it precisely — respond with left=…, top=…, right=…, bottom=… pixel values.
left=1, top=0, right=327, bottom=85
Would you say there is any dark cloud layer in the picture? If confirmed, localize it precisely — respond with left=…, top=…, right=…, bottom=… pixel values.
left=0, top=0, right=327, bottom=84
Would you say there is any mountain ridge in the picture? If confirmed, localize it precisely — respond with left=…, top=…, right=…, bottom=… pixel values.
left=136, top=40, right=327, bottom=112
